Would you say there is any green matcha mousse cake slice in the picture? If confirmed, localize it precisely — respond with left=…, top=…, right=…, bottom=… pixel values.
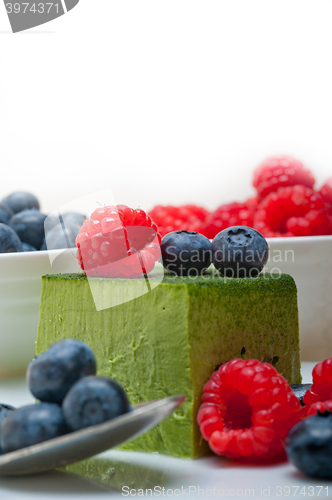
left=36, top=272, right=301, bottom=459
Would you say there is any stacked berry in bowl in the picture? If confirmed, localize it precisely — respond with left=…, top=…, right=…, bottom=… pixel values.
left=0, top=191, right=86, bottom=254
left=149, top=156, right=332, bottom=239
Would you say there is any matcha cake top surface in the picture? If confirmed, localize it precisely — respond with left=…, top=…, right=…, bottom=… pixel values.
left=42, top=271, right=297, bottom=296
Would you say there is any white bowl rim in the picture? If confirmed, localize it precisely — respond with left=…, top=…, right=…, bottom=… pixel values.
left=0, top=247, right=77, bottom=261
left=266, top=234, right=332, bottom=245
left=0, top=235, right=331, bottom=261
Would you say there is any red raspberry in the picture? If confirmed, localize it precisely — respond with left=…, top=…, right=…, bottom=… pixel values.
left=253, top=185, right=331, bottom=238
left=199, top=199, right=258, bottom=239
left=319, top=178, right=332, bottom=215
left=198, top=359, right=302, bottom=460
left=306, top=400, right=332, bottom=417
left=253, top=156, right=315, bottom=200
left=148, top=205, right=209, bottom=237
left=76, top=205, right=161, bottom=278
left=303, top=358, right=332, bottom=407
left=245, top=196, right=259, bottom=211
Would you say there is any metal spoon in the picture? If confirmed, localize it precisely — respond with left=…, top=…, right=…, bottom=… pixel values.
left=0, top=395, right=185, bottom=476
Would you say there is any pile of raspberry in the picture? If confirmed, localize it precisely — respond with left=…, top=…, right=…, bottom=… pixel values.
left=252, top=157, right=331, bottom=237
left=148, top=205, right=209, bottom=238
left=76, top=205, right=161, bottom=278
left=198, top=357, right=332, bottom=461
left=148, top=156, right=332, bottom=238
left=200, top=198, right=258, bottom=240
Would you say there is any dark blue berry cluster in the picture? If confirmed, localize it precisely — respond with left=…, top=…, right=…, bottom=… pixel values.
left=0, top=339, right=131, bottom=453
left=0, top=191, right=86, bottom=254
left=161, top=226, right=269, bottom=278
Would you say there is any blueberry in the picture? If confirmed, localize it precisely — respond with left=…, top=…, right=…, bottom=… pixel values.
left=9, top=209, right=47, bottom=250
left=0, top=403, right=15, bottom=424
left=290, top=384, right=312, bottom=407
left=0, top=203, right=14, bottom=225
left=63, top=376, right=130, bottom=431
left=1, top=191, right=40, bottom=214
left=43, top=213, right=85, bottom=246
left=161, top=231, right=212, bottom=276
left=211, top=226, right=269, bottom=278
left=285, top=412, right=332, bottom=478
left=0, top=403, right=66, bottom=453
left=0, top=404, right=15, bottom=454
left=0, top=223, right=22, bottom=253
left=44, top=215, right=60, bottom=234
left=27, top=339, right=97, bottom=404
left=60, top=212, right=86, bottom=228
left=44, top=222, right=80, bottom=250
left=21, top=242, right=37, bottom=252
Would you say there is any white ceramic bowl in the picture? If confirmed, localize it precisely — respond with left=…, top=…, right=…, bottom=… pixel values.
left=266, top=235, right=332, bottom=361
left=0, top=249, right=80, bottom=377
left=0, top=236, right=331, bottom=377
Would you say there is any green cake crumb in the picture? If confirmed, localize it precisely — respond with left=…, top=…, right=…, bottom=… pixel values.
left=37, top=272, right=301, bottom=459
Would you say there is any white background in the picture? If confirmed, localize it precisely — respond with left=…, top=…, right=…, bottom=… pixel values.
left=0, top=1, right=331, bottom=215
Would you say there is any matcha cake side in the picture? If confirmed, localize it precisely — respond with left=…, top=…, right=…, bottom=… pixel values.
left=36, top=272, right=301, bottom=459
left=185, top=273, right=301, bottom=455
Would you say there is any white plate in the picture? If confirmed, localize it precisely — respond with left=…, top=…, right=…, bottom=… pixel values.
left=0, top=363, right=324, bottom=500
